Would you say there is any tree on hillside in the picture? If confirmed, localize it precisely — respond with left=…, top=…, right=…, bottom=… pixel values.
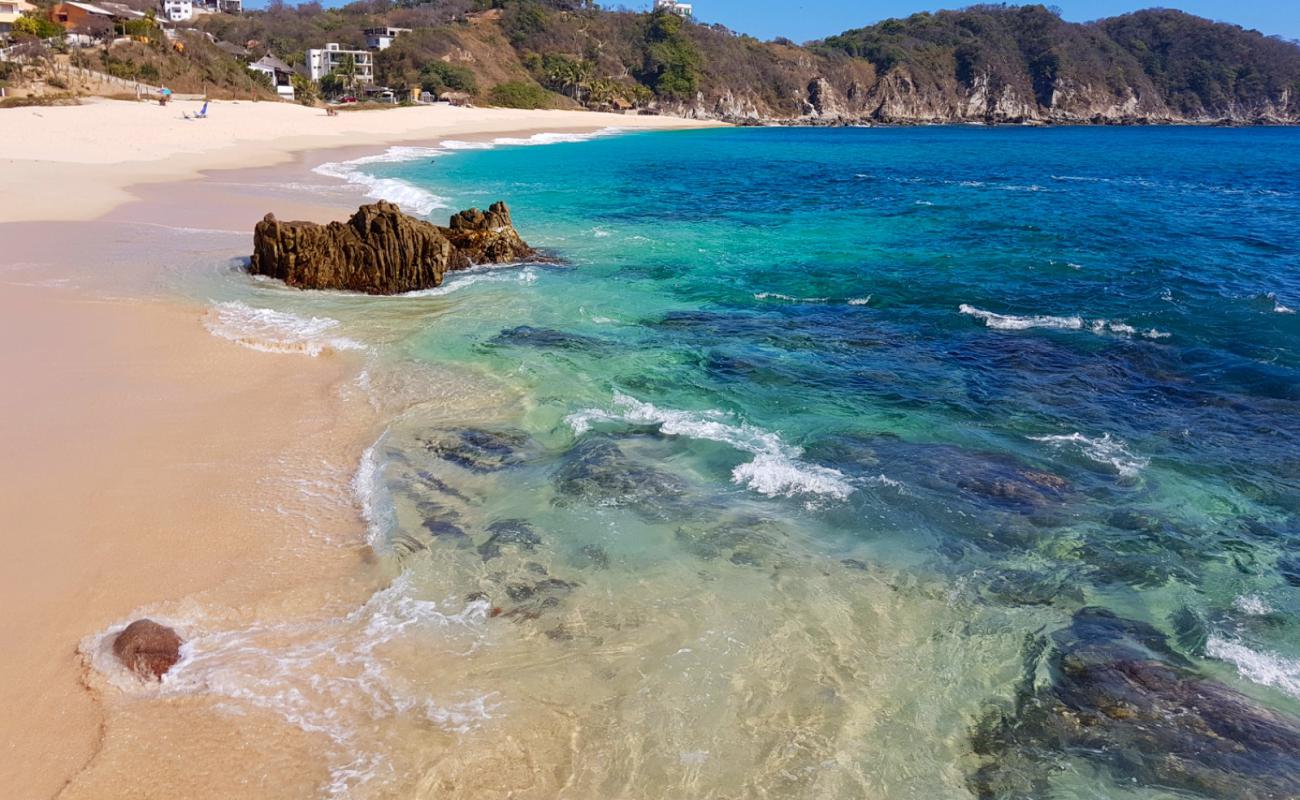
left=641, top=9, right=700, bottom=99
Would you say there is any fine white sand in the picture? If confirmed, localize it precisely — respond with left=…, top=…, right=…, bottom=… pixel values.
left=0, top=97, right=721, bottom=223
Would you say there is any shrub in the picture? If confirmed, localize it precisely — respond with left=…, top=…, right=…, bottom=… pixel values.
left=419, top=61, right=476, bottom=95
left=291, top=73, right=318, bottom=105
left=488, top=79, right=551, bottom=108
left=12, top=14, right=65, bottom=40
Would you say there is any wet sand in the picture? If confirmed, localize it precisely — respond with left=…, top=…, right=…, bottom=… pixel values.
left=0, top=273, right=380, bottom=798
left=0, top=109, right=717, bottom=798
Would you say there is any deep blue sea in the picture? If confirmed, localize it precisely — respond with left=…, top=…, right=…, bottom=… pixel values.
left=205, top=126, right=1300, bottom=798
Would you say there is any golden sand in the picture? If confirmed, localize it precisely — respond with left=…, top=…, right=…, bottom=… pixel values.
left=0, top=104, right=719, bottom=798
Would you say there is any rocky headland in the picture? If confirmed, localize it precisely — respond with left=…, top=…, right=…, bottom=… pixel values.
left=250, top=200, right=535, bottom=295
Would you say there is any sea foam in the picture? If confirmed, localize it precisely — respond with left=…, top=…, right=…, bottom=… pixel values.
left=313, top=146, right=449, bottom=217
left=84, top=575, right=496, bottom=797
left=401, top=266, right=539, bottom=298
left=1029, top=432, right=1148, bottom=478
left=315, top=129, right=626, bottom=216
left=353, top=433, right=395, bottom=547
left=1207, top=634, right=1300, bottom=700
left=203, top=301, right=365, bottom=356
left=959, top=304, right=1083, bottom=331
left=565, top=392, right=853, bottom=500
left=960, top=304, right=1170, bottom=339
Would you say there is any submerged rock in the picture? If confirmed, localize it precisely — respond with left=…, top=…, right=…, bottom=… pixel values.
left=553, top=438, right=688, bottom=518
left=490, top=326, right=607, bottom=352
left=419, top=428, right=531, bottom=473
left=112, top=619, right=182, bottom=681
left=981, top=568, right=1082, bottom=607
left=675, top=516, right=789, bottom=569
left=249, top=200, right=534, bottom=295
left=970, top=607, right=1300, bottom=799
left=478, top=519, right=543, bottom=560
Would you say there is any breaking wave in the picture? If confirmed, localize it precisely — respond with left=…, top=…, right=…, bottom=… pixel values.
left=313, top=129, right=624, bottom=217
left=1029, top=432, right=1148, bottom=478
left=313, top=146, right=449, bottom=217
left=1207, top=634, right=1300, bottom=700
left=753, top=292, right=828, bottom=303
left=960, top=304, right=1170, bottom=339
left=203, top=301, right=365, bottom=356
left=565, top=392, right=853, bottom=500
left=959, top=304, right=1083, bottom=331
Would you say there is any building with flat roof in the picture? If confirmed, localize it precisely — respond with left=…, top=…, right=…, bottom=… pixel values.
left=161, top=0, right=191, bottom=22
left=653, top=0, right=692, bottom=18
left=306, top=42, right=374, bottom=84
left=363, top=26, right=410, bottom=50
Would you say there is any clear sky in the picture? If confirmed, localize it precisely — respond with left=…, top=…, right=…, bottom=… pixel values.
left=625, top=0, right=1300, bottom=44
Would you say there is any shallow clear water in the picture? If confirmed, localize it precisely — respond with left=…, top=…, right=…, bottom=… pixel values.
left=195, top=126, right=1300, bottom=798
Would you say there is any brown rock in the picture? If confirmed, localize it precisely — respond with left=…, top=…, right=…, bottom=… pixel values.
left=249, top=200, right=535, bottom=295
left=112, top=619, right=182, bottom=681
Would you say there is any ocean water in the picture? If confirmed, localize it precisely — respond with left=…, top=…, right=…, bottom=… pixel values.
left=184, top=126, right=1300, bottom=797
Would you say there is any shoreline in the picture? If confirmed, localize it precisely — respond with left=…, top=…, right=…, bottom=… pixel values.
left=0, top=98, right=722, bottom=224
left=0, top=105, right=720, bottom=798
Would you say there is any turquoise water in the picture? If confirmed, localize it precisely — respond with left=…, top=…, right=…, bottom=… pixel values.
left=208, top=127, right=1300, bottom=797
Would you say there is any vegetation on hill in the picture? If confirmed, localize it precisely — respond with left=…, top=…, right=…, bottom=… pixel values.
left=816, top=6, right=1300, bottom=121
left=5, top=0, right=1298, bottom=122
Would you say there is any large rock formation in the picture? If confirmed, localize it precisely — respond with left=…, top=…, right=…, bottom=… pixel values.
left=250, top=200, right=534, bottom=295
left=112, top=619, right=182, bottom=681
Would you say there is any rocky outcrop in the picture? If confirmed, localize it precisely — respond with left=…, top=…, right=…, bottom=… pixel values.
left=112, top=619, right=182, bottom=681
left=250, top=200, right=534, bottom=295
left=971, top=607, right=1300, bottom=799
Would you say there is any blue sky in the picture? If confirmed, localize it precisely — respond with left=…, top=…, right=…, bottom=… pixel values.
left=633, top=0, right=1300, bottom=43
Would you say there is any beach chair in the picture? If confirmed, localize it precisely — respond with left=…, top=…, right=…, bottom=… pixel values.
left=185, top=101, right=210, bottom=120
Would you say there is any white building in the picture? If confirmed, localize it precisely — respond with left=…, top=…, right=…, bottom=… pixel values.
left=190, top=0, right=238, bottom=14
left=306, top=42, right=374, bottom=84
left=653, top=0, right=692, bottom=18
left=363, top=26, right=410, bottom=51
left=248, top=54, right=294, bottom=99
left=161, top=0, right=191, bottom=22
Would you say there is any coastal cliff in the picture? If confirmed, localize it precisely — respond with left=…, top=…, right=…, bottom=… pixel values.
left=652, top=7, right=1300, bottom=125
left=178, top=4, right=1300, bottom=127
left=250, top=200, right=533, bottom=295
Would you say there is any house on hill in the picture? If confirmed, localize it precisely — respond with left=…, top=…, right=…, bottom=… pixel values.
left=0, top=0, right=35, bottom=32
left=161, top=0, right=191, bottom=22
left=363, top=26, right=410, bottom=51
left=653, top=0, right=692, bottom=18
left=49, top=1, right=145, bottom=33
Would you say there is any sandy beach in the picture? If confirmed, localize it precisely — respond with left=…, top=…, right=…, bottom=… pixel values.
left=0, top=99, right=717, bottom=799
left=0, top=97, right=716, bottom=222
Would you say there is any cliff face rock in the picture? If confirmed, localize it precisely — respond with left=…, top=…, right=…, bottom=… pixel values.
left=662, top=8, right=1300, bottom=126
left=113, top=619, right=182, bottom=681
left=250, top=200, right=534, bottom=295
